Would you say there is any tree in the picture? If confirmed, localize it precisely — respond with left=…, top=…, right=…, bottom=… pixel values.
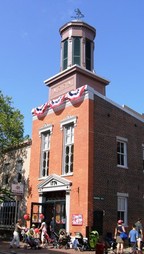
left=0, top=187, right=14, bottom=203
left=0, top=91, right=26, bottom=154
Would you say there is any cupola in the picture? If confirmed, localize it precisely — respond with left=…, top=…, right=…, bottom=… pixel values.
left=59, top=20, right=96, bottom=72
left=44, top=11, right=109, bottom=100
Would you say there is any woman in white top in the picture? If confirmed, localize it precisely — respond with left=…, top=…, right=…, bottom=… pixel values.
left=39, top=219, right=47, bottom=247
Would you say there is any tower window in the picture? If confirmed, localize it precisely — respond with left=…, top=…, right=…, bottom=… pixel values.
left=86, top=39, right=91, bottom=70
left=73, top=37, right=80, bottom=66
left=63, top=39, right=68, bottom=70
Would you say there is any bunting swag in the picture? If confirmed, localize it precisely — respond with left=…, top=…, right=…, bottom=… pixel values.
left=49, top=95, right=65, bottom=109
left=65, top=85, right=87, bottom=101
left=31, top=102, right=49, bottom=116
left=32, top=85, right=87, bottom=117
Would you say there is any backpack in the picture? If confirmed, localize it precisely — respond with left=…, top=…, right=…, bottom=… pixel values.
left=120, top=232, right=128, bottom=240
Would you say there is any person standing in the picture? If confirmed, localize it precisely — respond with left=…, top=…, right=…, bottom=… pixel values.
left=49, top=216, right=55, bottom=240
left=129, top=224, right=138, bottom=253
left=135, top=218, right=143, bottom=252
left=114, top=220, right=126, bottom=254
left=39, top=218, right=47, bottom=247
left=10, top=219, right=24, bottom=248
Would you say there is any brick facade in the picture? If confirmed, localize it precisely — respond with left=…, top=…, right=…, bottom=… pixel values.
left=27, top=19, right=144, bottom=239
left=93, top=95, right=144, bottom=234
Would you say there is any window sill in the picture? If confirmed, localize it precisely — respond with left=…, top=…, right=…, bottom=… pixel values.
left=117, top=165, right=128, bottom=169
left=38, top=176, right=47, bottom=181
left=61, top=173, right=73, bottom=177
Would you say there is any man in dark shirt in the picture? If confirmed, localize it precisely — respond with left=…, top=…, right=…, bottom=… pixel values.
left=50, top=217, right=55, bottom=239
left=135, top=218, right=143, bottom=251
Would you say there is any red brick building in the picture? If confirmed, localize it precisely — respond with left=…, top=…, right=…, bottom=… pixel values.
left=27, top=18, right=144, bottom=238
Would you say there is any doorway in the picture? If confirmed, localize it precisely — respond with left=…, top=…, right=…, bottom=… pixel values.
left=31, top=199, right=66, bottom=235
left=93, top=210, right=103, bottom=235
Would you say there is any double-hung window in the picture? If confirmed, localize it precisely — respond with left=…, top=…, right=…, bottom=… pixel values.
left=39, top=124, right=52, bottom=178
left=117, top=192, right=128, bottom=225
left=142, top=144, right=144, bottom=171
left=16, top=159, right=23, bottom=182
left=3, top=163, right=10, bottom=185
left=116, top=137, right=128, bottom=168
left=60, top=116, right=77, bottom=175
left=63, top=124, right=74, bottom=174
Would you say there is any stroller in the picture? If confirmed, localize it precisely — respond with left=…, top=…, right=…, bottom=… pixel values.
left=73, top=232, right=90, bottom=251
left=105, top=232, right=117, bottom=251
left=58, top=229, right=71, bottom=249
left=89, top=230, right=99, bottom=250
left=52, top=229, right=71, bottom=249
left=43, top=231, right=54, bottom=246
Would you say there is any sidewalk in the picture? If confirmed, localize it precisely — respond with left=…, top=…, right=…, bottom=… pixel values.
left=1, top=240, right=142, bottom=254
left=0, top=241, right=95, bottom=254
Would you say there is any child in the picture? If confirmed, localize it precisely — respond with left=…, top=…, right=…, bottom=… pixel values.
left=129, top=224, right=138, bottom=253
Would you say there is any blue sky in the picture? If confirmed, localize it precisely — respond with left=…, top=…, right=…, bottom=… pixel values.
left=0, top=0, right=144, bottom=137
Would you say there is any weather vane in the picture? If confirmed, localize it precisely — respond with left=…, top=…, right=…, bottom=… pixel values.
left=71, top=8, right=84, bottom=20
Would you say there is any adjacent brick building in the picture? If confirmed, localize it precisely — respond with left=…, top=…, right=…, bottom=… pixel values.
left=27, top=17, right=144, bottom=238
left=0, top=139, right=31, bottom=238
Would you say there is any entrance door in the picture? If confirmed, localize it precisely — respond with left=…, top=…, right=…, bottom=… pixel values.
left=93, top=210, right=103, bottom=235
left=31, top=200, right=66, bottom=234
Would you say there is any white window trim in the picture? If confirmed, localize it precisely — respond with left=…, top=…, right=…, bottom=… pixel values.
left=116, top=136, right=128, bottom=143
left=60, top=115, right=77, bottom=130
left=39, top=124, right=53, bottom=137
left=117, top=192, right=129, bottom=197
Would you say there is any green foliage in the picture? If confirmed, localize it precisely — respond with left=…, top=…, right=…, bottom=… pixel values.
left=0, top=91, right=25, bottom=153
left=0, top=187, right=14, bottom=203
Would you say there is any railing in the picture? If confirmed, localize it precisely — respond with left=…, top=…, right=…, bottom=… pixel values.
left=0, top=201, right=18, bottom=229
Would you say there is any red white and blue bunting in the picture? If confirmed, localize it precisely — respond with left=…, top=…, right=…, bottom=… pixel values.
left=65, top=85, right=86, bottom=101
left=49, top=95, right=65, bottom=109
left=31, top=85, right=87, bottom=117
left=31, top=102, right=49, bottom=116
